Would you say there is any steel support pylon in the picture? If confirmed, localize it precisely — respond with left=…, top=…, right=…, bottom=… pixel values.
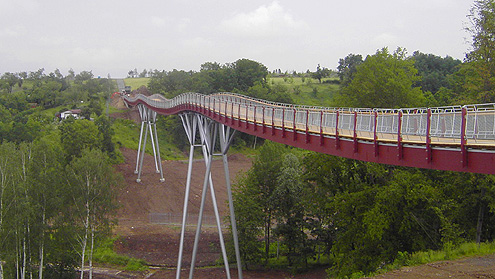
left=176, top=113, right=243, bottom=279
left=135, top=104, right=165, bottom=183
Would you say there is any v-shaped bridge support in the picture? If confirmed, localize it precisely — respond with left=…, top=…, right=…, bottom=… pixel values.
left=135, top=104, right=165, bottom=183
left=176, top=112, right=243, bottom=279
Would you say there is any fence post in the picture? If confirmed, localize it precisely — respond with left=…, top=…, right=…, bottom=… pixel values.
left=320, top=110, right=324, bottom=146
left=293, top=108, right=297, bottom=141
left=461, top=106, right=468, bottom=168
left=426, top=108, right=432, bottom=163
left=374, top=110, right=378, bottom=157
left=397, top=110, right=403, bottom=160
left=306, top=110, right=310, bottom=144
left=335, top=110, right=340, bottom=149
left=353, top=111, right=358, bottom=153
left=282, top=108, right=286, bottom=138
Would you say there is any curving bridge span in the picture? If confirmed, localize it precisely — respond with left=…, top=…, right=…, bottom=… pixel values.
left=122, top=92, right=495, bottom=279
left=124, top=92, right=495, bottom=174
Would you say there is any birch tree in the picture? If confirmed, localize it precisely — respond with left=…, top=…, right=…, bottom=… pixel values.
left=0, top=142, right=21, bottom=279
left=67, top=148, right=118, bottom=279
left=26, top=139, right=64, bottom=279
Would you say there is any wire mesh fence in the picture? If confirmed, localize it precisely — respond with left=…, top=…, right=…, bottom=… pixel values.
left=124, top=92, right=495, bottom=146
left=149, top=212, right=227, bottom=228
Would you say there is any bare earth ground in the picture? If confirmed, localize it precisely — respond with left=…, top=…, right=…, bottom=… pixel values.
left=97, top=95, right=495, bottom=279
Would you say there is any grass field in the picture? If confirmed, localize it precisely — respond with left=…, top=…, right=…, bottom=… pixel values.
left=268, top=76, right=339, bottom=107
left=123, top=78, right=149, bottom=91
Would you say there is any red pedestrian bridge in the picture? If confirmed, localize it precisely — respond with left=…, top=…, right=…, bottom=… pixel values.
left=124, top=92, right=495, bottom=175
left=122, top=92, right=495, bottom=279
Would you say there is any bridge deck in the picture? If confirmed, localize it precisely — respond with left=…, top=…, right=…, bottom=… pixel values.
left=123, top=92, right=495, bottom=175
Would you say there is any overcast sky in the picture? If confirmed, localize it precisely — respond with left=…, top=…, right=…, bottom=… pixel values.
left=0, top=0, right=474, bottom=78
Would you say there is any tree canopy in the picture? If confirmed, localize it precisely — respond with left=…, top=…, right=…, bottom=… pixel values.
left=465, top=0, right=495, bottom=102
left=412, top=51, right=461, bottom=95
left=148, top=58, right=269, bottom=98
left=337, top=53, right=363, bottom=86
left=338, top=47, right=425, bottom=108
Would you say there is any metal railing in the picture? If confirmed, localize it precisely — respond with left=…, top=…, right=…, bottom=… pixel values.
left=123, top=92, right=495, bottom=148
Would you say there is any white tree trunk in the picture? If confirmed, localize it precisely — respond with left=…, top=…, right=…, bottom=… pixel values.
left=38, top=210, right=45, bottom=279
left=80, top=202, right=90, bottom=279
left=15, top=233, right=19, bottom=279
left=0, top=161, right=6, bottom=279
left=21, top=237, right=26, bottom=279
left=89, top=225, right=95, bottom=279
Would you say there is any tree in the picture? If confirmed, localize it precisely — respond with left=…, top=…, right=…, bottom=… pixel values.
left=412, top=51, right=462, bottom=95
left=59, top=118, right=102, bottom=162
left=67, top=149, right=119, bottom=279
left=30, top=80, right=64, bottom=108
left=231, top=173, right=264, bottom=269
left=27, top=138, right=65, bottom=279
left=233, top=59, right=269, bottom=91
left=88, top=96, right=103, bottom=117
left=67, top=68, right=75, bottom=80
left=464, top=0, right=495, bottom=102
left=337, top=53, right=363, bottom=86
left=1, top=143, right=33, bottom=279
left=74, top=71, right=94, bottom=83
left=199, top=62, right=236, bottom=92
left=148, top=69, right=193, bottom=98
left=94, top=116, right=116, bottom=159
left=231, top=141, right=289, bottom=265
left=311, top=64, right=330, bottom=83
left=0, top=142, right=22, bottom=278
left=139, top=69, right=148, bottom=78
left=271, top=153, right=311, bottom=268
left=338, top=47, right=425, bottom=108
left=1, top=72, right=19, bottom=93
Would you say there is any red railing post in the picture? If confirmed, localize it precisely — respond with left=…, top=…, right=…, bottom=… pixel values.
left=319, top=110, right=324, bottom=146
left=203, top=95, right=206, bottom=114
left=212, top=98, right=216, bottom=119
left=461, top=106, right=468, bottom=168
left=238, top=103, right=241, bottom=127
left=208, top=96, right=211, bottom=116
left=306, top=110, right=310, bottom=144
left=245, top=104, right=249, bottom=129
left=272, top=107, right=275, bottom=136
left=293, top=108, right=297, bottom=141
left=282, top=108, right=286, bottom=138
left=224, top=97, right=228, bottom=122
left=262, top=106, right=266, bottom=134
left=353, top=111, right=358, bottom=153
left=374, top=111, right=378, bottom=157
left=426, top=108, right=432, bottom=163
left=254, top=105, right=257, bottom=131
left=335, top=110, right=340, bottom=149
left=397, top=110, right=403, bottom=160
left=204, top=96, right=210, bottom=116
left=231, top=101, right=234, bottom=125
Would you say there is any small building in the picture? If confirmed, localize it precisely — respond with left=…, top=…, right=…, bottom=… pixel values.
left=59, top=109, right=82, bottom=120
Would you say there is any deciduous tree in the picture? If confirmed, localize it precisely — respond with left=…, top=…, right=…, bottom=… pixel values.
left=67, top=149, right=119, bottom=279
left=464, top=0, right=495, bottom=102
left=338, top=47, right=425, bottom=108
left=337, top=53, right=363, bottom=86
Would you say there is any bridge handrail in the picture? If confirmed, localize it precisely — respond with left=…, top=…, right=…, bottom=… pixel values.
left=122, top=92, right=495, bottom=145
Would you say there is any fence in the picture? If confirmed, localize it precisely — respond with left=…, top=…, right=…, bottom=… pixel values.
left=149, top=212, right=227, bottom=228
